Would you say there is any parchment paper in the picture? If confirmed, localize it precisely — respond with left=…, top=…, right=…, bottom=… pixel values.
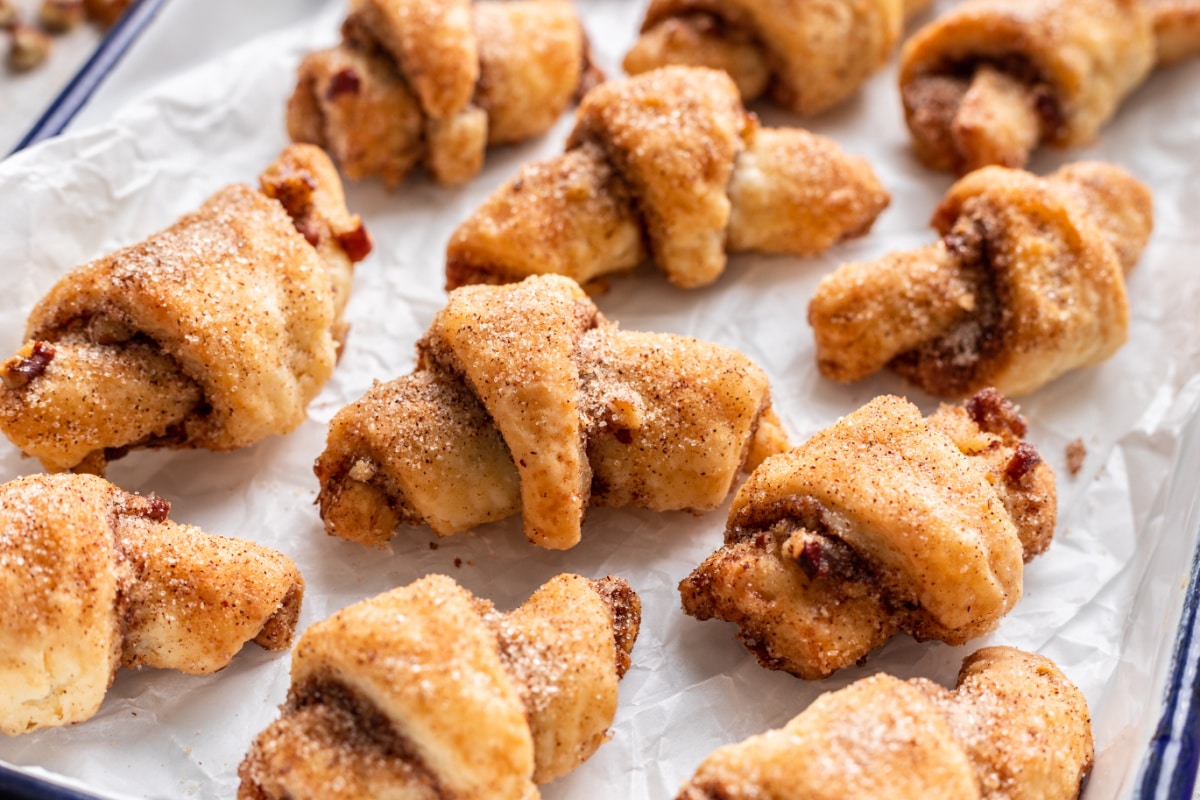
left=0, top=1, right=1198, bottom=797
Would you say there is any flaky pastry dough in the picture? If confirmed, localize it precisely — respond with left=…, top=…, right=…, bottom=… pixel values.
left=315, top=274, right=788, bottom=550
left=0, top=473, right=303, bottom=735
left=446, top=66, right=888, bottom=291
left=677, top=647, right=1093, bottom=800
left=624, top=0, right=918, bottom=115
left=900, top=0, right=1157, bottom=173
left=287, top=0, right=600, bottom=188
left=0, top=145, right=370, bottom=474
left=809, top=162, right=1153, bottom=397
left=238, top=572, right=640, bottom=800
left=681, top=390, right=1055, bottom=679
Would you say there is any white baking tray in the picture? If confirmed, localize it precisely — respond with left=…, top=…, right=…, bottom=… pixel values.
left=0, top=1, right=1197, bottom=797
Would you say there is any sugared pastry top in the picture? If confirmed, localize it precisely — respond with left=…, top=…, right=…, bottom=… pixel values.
left=0, top=145, right=370, bottom=474
left=446, top=66, right=888, bottom=292
left=0, top=472, right=303, bottom=735
left=808, top=162, right=1152, bottom=397
left=681, top=389, right=1055, bottom=679
left=315, top=273, right=789, bottom=550
left=288, top=0, right=601, bottom=188
left=239, top=572, right=640, bottom=800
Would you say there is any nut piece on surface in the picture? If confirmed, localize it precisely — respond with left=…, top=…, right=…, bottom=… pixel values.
left=8, top=24, right=52, bottom=71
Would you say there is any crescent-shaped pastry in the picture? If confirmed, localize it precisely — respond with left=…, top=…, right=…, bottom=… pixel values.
left=808, top=162, right=1153, bottom=397
left=678, top=647, right=1093, bottom=800
left=680, top=390, right=1055, bottom=679
left=287, top=0, right=600, bottom=188
left=0, top=145, right=370, bottom=474
left=623, top=0, right=916, bottom=115
left=899, top=0, right=1156, bottom=173
left=315, top=274, right=788, bottom=550
left=239, top=572, right=640, bottom=799
left=446, top=67, right=888, bottom=291
left=0, top=473, right=303, bottom=735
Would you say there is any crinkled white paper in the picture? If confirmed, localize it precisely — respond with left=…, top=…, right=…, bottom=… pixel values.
left=1, top=1, right=1199, bottom=797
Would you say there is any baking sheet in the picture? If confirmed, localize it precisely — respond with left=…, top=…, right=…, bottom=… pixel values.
left=0, top=1, right=1199, bottom=797
left=0, top=0, right=105, bottom=154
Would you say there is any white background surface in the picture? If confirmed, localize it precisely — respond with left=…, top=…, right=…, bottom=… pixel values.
left=0, top=1, right=1199, bottom=797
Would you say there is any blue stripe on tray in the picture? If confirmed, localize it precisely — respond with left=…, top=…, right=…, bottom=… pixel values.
left=9, top=0, right=171, bottom=156
left=1135, top=527, right=1200, bottom=799
left=0, top=765, right=103, bottom=800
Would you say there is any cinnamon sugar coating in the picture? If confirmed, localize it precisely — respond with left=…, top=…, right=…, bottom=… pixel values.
left=680, top=390, right=1055, bottom=679
left=446, top=67, right=888, bottom=291
left=899, top=0, right=1155, bottom=173
left=288, top=0, right=599, bottom=188
left=677, top=647, right=1093, bottom=800
left=624, top=0, right=909, bottom=115
left=0, top=473, right=303, bottom=735
left=0, top=145, right=370, bottom=474
left=809, top=162, right=1153, bottom=398
left=315, top=274, right=788, bottom=550
left=238, top=572, right=640, bottom=800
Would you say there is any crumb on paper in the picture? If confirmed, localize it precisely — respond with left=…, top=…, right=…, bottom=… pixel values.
left=1066, top=438, right=1086, bottom=476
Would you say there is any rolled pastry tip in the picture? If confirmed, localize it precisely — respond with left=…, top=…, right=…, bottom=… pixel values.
left=808, top=161, right=1153, bottom=397
left=1147, top=0, right=1200, bottom=64
left=238, top=573, right=640, bottom=800
left=0, top=472, right=303, bottom=735
left=899, top=0, right=1155, bottom=173
left=623, top=0, right=907, bottom=115
left=0, top=144, right=371, bottom=474
left=315, top=274, right=789, bottom=550
left=288, top=0, right=601, bottom=188
left=677, top=647, right=1093, bottom=800
left=680, top=390, right=1055, bottom=679
left=446, top=67, right=888, bottom=292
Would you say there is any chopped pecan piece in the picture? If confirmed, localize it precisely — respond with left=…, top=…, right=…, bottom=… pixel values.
left=1, top=342, right=56, bottom=389
left=336, top=221, right=373, bottom=262
left=8, top=24, right=52, bottom=71
left=1004, top=442, right=1042, bottom=482
left=326, top=67, right=361, bottom=100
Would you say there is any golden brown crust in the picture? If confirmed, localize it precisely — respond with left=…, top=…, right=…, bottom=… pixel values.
left=0, top=145, right=367, bottom=474
left=680, top=391, right=1053, bottom=679
left=625, top=0, right=906, bottom=115
left=808, top=162, right=1152, bottom=397
left=447, top=67, right=888, bottom=291
left=288, top=0, right=593, bottom=188
left=1147, top=0, right=1200, bottom=64
left=238, top=573, right=640, bottom=800
left=315, top=274, right=787, bottom=550
left=899, top=0, right=1155, bottom=173
left=568, top=66, right=745, bottom=288
left=676, top=647, right=1092, bottom=800
left=0, top=473, right=302, bottom=735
